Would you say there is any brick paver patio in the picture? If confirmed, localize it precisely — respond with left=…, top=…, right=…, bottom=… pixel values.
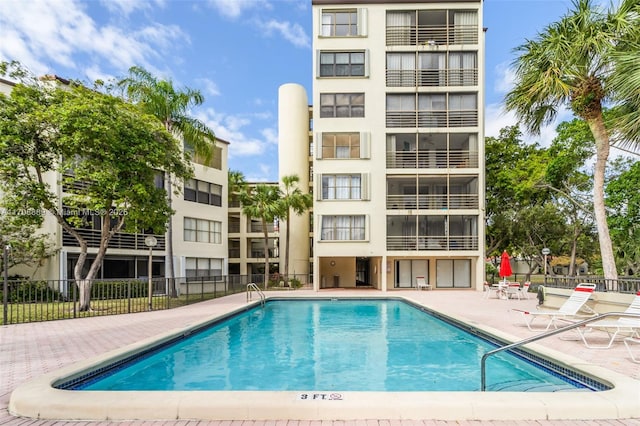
left=1, top=289, right=639, bottom=426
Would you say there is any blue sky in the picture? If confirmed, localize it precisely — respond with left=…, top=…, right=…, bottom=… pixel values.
left=0, top=0, right=587, bottom=182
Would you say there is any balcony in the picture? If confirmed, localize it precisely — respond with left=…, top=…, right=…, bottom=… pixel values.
left=386, top=235, right=478, bottom=251
left=248, top=249, right=278, bottom=259
left=386, top=68, right=478, bottom=87
left=386, top=110, right=478, bottom=128
left=386, top=194, right=478, bottom=210
left=386, top=150, right=478, bottom=169
left=386, top=24, right=478, bottom=47
left=63, top=229, right=166, bottom=250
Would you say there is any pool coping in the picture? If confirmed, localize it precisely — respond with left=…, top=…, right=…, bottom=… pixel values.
left=9, top=294, right=640, bottom=421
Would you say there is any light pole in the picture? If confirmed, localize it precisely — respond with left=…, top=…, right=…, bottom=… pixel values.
left=542, top=247, right=550, bottom=284
left=144, top=236, right=157, bottom=311
left=3, top=244, right=11, bottom=326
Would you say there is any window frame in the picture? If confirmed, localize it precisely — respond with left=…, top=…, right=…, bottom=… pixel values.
left=320, top=93, right=365, bottom=118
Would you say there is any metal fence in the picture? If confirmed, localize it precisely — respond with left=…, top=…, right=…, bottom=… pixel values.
left=1, top=274, right=311, bottom=325
left=486, top=273, right=640, bottom=294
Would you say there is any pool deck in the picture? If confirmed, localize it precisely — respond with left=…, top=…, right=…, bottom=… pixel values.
left=1, top=289, right=640, bottom=425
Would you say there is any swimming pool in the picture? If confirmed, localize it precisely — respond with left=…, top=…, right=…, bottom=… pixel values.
left=8, top=293, right=640, bottom=421
left=68, top=299, right=597, bottom=392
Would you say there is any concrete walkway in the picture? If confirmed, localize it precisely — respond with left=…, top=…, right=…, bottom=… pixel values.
left=1, top=289, right=639, bottom=425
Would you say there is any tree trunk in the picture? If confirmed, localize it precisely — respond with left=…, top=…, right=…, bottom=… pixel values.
left=588, top=117, right=618, bottom=286
left=568, top=224, right=579, bottom=276
left=262, top=218, right=270, bottom=290
left=166, top=172, right=177, bottom=297
left=284, top=210, right=290, bottom=283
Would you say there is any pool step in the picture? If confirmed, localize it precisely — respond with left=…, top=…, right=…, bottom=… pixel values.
left=489, top=379, right=590, bottom=392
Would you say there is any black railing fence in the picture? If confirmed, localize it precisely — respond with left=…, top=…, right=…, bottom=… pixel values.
left=1, top=274, right=312, bottom=325
left=486, top=273, right=640, bottom=294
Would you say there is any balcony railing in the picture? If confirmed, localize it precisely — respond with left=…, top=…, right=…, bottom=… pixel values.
left=228, top=223, right=241, bottom=233
left=386, top=194, right=478, bottom=210
left=386, top=235, right=478, bottom=251
left=386, top=24, right=479, bottom=46
left=249, top=249, right=278, bottom=259
left=386, top=69, right=478, bottom=87
left=386, top=110, right=478, bottom=128
left=386, top=150, right=478, bottom=169
left=62, top=229, right=166, bottom=250
left=249, top=223, right=276, bottom=233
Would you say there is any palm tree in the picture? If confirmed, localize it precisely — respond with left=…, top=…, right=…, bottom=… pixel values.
left=118, top=66, right=216, bottom=296
left=228, top=169, right=247, bottom=205
left=240, top=184, right=281, bottom=289
left=504, top=0, right=640, bottom=283
left=278, top=175, right=312, bottom=284
left=610, top=30, right=640, bottom=148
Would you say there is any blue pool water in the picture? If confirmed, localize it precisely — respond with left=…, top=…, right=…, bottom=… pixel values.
left=71, top=299, right=599, bottom=392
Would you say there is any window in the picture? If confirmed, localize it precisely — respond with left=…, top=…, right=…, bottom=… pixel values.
left=321, top=174, right=361, bottom=200
left=319, top=51, right=365, bottom=77
left=386, top=53, right=416, bottom=87
left=185, top=257, right=222, bottom=279
left=320, top=93, right=364, bottom=118
left=321, top=132, right=360, bottom=159
left=322, top=10, right=358, bottom=36
left=448, top=52, right=477, bottom=86
left=320, top=215, right=365, bottom=241
left=386, top=94, right=416, bottom=127
left=184, top=217, right=222, bottom=243
left=184, top=143, right=223, bottom=170
left=184, top=179, right=222, bottom=206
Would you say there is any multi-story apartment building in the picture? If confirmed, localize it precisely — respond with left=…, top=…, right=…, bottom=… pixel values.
left=0, top=76, right=229, bottom=286
left=305, top=0, right=485, bottom=291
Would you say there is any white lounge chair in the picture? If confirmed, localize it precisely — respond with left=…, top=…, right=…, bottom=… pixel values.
left=416, top=276, right=431, bottom=290
left=512, top=283, right=597, bottom=331
left=624, top=337, right=640, bottom=363
left=575, top=291, right=640, bottom=349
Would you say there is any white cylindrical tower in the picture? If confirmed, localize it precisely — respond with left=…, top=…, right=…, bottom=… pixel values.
left=278, top=83, right=310, bottom=284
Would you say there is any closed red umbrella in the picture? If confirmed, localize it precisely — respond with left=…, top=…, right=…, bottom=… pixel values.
left=499, top=250, right=512, bottom=282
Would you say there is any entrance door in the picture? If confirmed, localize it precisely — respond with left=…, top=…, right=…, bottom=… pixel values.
left=356, top=257, right=370, bottom=286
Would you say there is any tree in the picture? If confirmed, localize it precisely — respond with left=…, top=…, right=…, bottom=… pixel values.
left=118, top=66, right=216, bottom=297
left=278, top=175, right=312, bottom=283
left=0, top=205, right=56, bottom=277
left=606, top=158, right=640, bottom=275
left=609, top=17, right=640, bottom=148
left=504, top=0, right=640, bottom=282
left=228, top=169, right=247, bottom=204
left=0, top=63, right=191, bottom=310
left=239, top=184, right=281, bottom=289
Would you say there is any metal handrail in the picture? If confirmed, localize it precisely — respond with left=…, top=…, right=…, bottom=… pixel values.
left=246, top=282, right=265, bottom=306
left=481, top=312, right=640, bottom=391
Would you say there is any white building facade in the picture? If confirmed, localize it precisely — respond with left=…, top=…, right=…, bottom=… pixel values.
left=308, top=0, right=485, bottom=291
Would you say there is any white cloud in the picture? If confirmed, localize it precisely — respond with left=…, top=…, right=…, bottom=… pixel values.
left=485, top=102, right=573, bottom=148
left=0, top=0, right=187, bottom=79
left=207, top=0, right=271, bottom=19
left=99, top=0, right=167, bottom=17
left=257, top=19, right=310, bottom=48
left=196, top=78, right=221, bottom=97
left=261, top=127, right=278, bottom=145
left=246, top=164, right=274, bottom=183
left=493, top=61, right=516, bottom=95
left=196, top=108, right=271, bottom=157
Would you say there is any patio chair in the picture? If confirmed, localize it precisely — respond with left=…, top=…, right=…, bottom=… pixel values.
left=521, top=281, right=531, bottom=299
left=574, top=291, right=640, bottom=349
left=506, top=282, right=523, bottom=300
left=624, top=337, right=640, bottom=363
left=512, top=283, right=597, bottom=331
left=416, top=276, right=431, bottom=290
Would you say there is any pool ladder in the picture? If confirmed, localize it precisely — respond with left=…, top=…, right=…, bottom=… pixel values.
left=481, top=311, right=640, bottom=391
left=246, top=283, right=265, bottom=307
